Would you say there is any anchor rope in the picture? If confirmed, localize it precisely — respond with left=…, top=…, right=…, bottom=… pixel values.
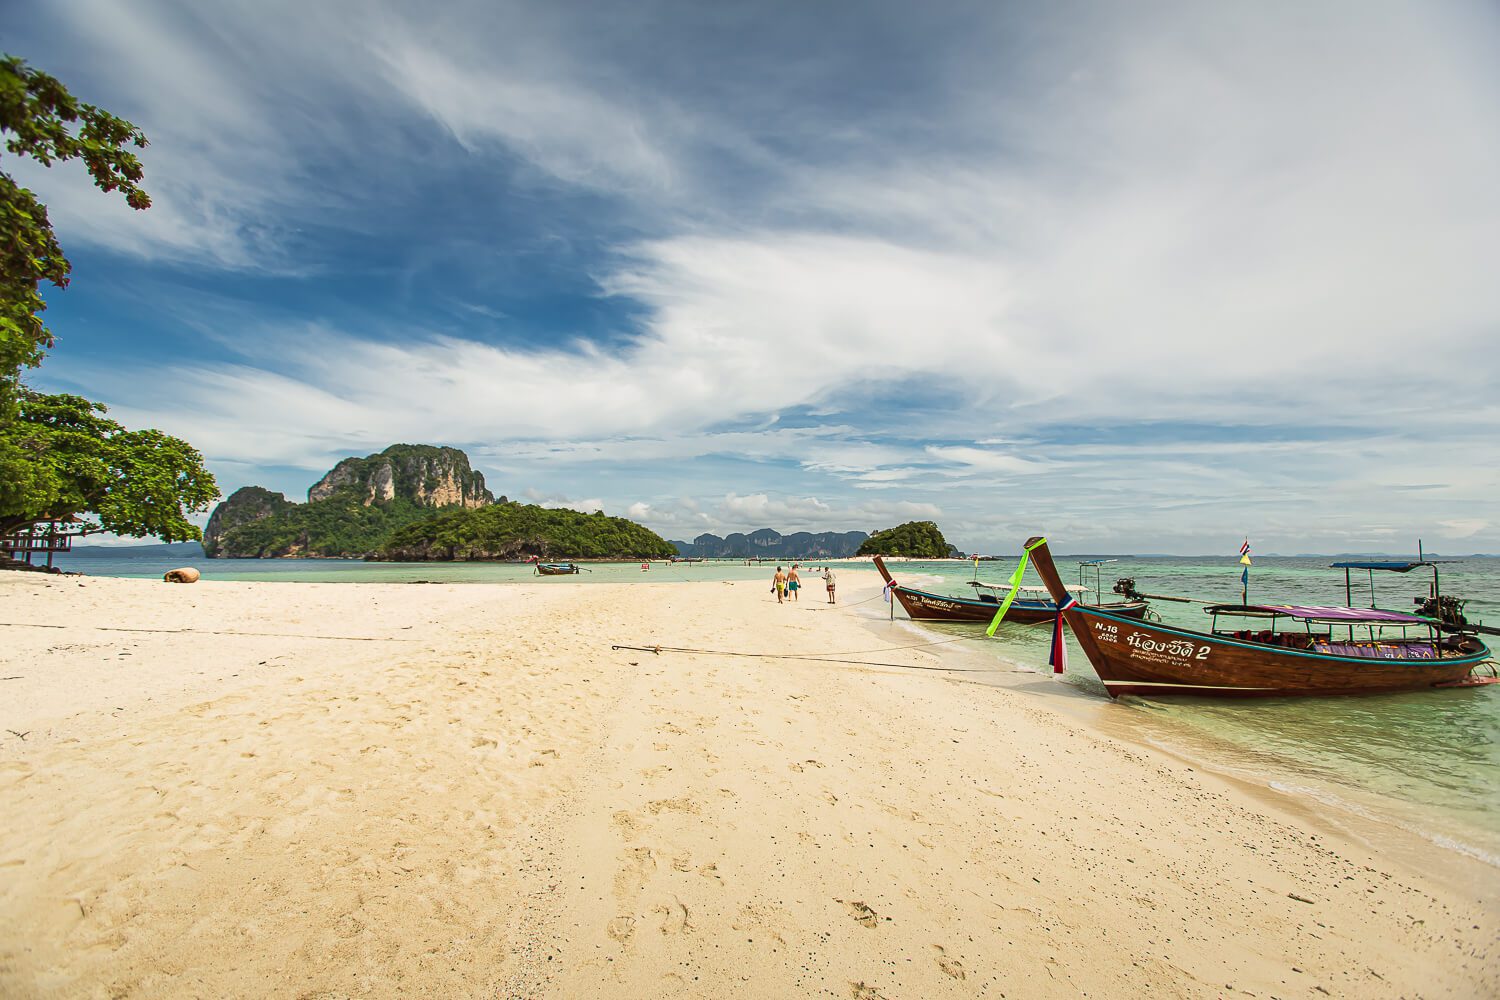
left=610, top=631, right=1004, bottom=673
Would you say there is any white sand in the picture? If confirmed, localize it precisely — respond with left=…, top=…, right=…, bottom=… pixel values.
left=1, top=571, right=1495, bottom=997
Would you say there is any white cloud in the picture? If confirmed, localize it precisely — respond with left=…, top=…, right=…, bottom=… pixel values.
left=376, top=39, right=678, bottom=193
left=19, top=1, right=1500, bottom=552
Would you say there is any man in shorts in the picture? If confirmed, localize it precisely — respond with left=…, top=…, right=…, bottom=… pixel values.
left=823, top=566, right=837, bottom=604
left=788, top=565, right=801, bottom=602
left=773, top=566, right=787, bottom=603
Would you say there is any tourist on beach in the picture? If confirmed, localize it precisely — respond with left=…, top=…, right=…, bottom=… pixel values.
left=773, top=566, right=787, bottom=603
left=823, top=566, right=836, bottom=603
left=788, top=565, right=801, bottom=602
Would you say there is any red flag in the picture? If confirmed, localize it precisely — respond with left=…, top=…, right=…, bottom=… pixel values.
left=1049, top=613, right=1067, bottom=674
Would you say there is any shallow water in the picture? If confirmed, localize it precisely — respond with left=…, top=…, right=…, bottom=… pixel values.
left=45, top=547, right=1500, bottom=867
left=894, top=556, right=1500, bottom=869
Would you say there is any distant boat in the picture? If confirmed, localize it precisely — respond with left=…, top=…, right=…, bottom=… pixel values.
left=535, top=562, right=580, bottom=575
left=872, top=555, right=1150, bottom=624
left=1024, top=536, right=1496, bottom=698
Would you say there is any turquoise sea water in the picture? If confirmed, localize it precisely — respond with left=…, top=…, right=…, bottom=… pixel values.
left=44, top=548, right=1500, bottom=867
left=890, top=556, right=1500, bottom=870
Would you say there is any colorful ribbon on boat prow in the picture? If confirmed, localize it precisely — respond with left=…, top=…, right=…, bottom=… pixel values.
left=985, top=537, right=1049, bottom=637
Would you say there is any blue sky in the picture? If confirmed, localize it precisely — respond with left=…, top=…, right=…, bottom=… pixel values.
left=10, top=1, right=1500, bottom=553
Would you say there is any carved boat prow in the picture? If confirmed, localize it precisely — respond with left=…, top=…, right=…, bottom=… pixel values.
left=1024, top=536, right=1494, bottom=698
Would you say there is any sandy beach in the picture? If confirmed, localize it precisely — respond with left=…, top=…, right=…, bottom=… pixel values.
left=1, top=570, right=1495, bottom=998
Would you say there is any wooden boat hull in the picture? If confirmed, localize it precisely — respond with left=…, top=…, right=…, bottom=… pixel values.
left=1065, top=608, right=1487, bottom=697
left=872, top=556, right=1149, bottom=624
left=536, top=564, right=578, bottom=575
left=1024, top=537, right=1493, bottom=698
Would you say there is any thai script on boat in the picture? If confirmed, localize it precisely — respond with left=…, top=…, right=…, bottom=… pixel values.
left=1125, top=633, right=1211, bottom=660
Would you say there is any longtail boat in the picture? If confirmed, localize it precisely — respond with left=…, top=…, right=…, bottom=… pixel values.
left=872, top=555, right=1149, bottom=624
left=1024, top=536, right=1496, bottom=698
left=535, top=562, right=580, bottom=575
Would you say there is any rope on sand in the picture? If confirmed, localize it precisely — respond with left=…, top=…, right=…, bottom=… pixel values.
left=610, top=634, right=995, bottom=673
left=798, top=592, right=884, bottom=611
left=0, top=622, right=420, bottom=642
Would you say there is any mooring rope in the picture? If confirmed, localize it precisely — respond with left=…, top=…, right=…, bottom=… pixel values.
left=798, top=592, right=885, bottom=612
left=610, top=631, right=998, bottom=673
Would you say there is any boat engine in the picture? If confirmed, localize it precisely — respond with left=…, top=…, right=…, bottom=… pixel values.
left=1414, top=594, right=1468, bottom=628
left=1113, top=577, right=1140, bottom=600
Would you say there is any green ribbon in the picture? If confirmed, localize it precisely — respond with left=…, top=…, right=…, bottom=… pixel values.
left=986, top=537, right=1049, bottom=637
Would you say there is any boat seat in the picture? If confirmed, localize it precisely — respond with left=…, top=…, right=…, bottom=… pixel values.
left=979, top=594, right=998, bottom=604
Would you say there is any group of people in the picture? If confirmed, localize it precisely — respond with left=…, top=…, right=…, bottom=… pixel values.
left=772, top=563, right=836, bottom=604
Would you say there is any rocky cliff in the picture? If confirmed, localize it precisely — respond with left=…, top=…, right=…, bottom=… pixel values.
left=308, top=445, right=492, bottom=508
left=203, top=445, right=496, bottom=558
left=202, top=486, right=293, bottom=557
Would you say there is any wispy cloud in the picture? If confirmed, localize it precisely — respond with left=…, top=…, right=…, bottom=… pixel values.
left=14, top=0, right=1500, bottom=552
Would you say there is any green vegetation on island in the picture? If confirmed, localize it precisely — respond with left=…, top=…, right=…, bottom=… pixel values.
left=204, top=444, right=494, bottom=558
left=204, top=491, right=458, bottom=558
left=377, top=502, right=678, bottom=562
left=856, top=520, right=956, bottom=559
left=204, top=444, right=676, bottom=561
left=1, top=56, right=216, bottom=544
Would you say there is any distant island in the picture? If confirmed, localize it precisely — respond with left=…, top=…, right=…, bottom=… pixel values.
left=669, top=528, right=869, bottom=559
left=857, top=521, right=960, bottom=559
left=202, top=444, right=675, bottom=561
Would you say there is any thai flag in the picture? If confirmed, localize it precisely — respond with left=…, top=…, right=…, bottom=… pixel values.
left=1239, top=538, right=1251, bottom=556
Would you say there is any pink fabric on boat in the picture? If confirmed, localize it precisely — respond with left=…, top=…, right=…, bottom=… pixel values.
left=1310, top=641, right=1438, bottom=660
left=1263, top=605, right=1428, bottom=624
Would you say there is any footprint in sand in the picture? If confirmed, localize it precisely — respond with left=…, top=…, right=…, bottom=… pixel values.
left=849, top=982, right=887, bottom=999
left=654, top=897, right=691, bottom=934
left=618, top=845, right=656, bottom=889
left=0, top=761, right=34, bottom=789
left=672, top=855, right=693, bottom=872
left=697, top=862, right=722, bottom=882
left=606, top=916, right=637, bottom=943
left=933, top=944, right=967, bottom=980
left=838, top=899, right=880, bottom=928
left=646, top=797, right=700, bottom=815
left=732, top=902, right=790, bottom=944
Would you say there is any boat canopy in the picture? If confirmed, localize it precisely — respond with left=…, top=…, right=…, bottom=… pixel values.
left=971, top=582, right=1088, bottom=593
left=1329, top=561, right=1431, bottom=573
left=1204, top=603, right=1430, bottom=625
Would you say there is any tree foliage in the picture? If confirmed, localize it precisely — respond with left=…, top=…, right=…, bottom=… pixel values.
left=0, top=390, right=217, bottom=541
left=378, top=502, right=679, bottom=561
left=1, top=54, right=150, bottom=382
left=0, top=56, right=221, bottom=549
left=856, top=520, right=954, bottom=558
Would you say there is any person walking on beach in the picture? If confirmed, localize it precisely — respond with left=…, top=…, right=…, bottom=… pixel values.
left=823, top=566, right=837, bottom=603
left=788, top=565, right=801, bottom=602
left=773, top=566, right=787, bottom=603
